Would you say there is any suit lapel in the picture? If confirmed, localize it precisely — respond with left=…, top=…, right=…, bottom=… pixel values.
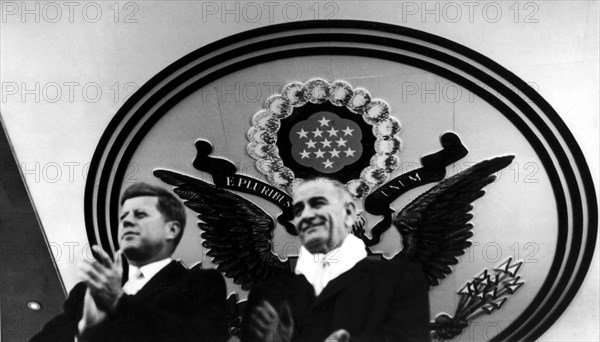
left=134, top=260, right=186, bottom=299
left=289, top=275, right=316, bottom=326
left=309, top=259, right=368, bottom=310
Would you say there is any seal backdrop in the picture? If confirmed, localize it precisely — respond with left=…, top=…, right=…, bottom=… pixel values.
left=84, top=20, right=597, bottom=341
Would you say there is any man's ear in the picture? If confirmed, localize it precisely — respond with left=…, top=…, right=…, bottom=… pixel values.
left=165, top=222, right=181, bottom=241
left=344, top=201, right=357, bottom=228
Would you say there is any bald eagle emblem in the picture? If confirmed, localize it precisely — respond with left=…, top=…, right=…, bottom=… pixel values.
left=153, top=79, right=522, bottom=340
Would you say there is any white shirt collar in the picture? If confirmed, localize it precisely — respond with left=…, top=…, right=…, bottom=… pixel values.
left=295, top=234, right=367, bottom=296
left=126, top=258, right=172, bottom=293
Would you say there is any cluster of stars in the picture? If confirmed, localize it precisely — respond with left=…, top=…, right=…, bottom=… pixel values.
left=295, top=116, right=357, bottom=169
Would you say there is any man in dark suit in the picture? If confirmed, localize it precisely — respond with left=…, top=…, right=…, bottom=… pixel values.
left=243, top=178, right=431, bottom=342
left=31, top=182, right=227, bottom=342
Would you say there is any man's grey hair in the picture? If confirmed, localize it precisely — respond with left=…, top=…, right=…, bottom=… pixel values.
left=292, top=177, right=353, bottom=204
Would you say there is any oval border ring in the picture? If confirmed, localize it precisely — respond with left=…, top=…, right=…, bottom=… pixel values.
left=84, top=20, right=597, bottom=341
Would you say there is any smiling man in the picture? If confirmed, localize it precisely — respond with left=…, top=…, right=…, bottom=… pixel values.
left=243, top=177, right=431, bottom=342
left=292, top=179, right=354, bottom=256
left=31, top=182, right=228, bottom=342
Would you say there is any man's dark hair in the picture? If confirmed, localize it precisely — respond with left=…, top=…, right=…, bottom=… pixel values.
left=120, top=182, right=187, bottom=249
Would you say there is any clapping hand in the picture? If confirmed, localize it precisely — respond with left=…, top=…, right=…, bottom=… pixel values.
left=78, top=245, right=124, bottom=314
left=249, top=300, right=294, bottom=342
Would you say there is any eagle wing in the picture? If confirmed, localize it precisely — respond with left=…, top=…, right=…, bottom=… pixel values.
left=393, top=155, right=514, bottom=286
left=154, top=169, right=291, bottom=290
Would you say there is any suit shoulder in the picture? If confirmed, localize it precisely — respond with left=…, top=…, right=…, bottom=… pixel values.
left=188, top=265, right=221, bottom=276
left=68, top=282, right=88, bottom=297
left=394, top=259, right=425, bottom=273
left=71, top=281, right=87, bottom=291
left=174, top=266, right=226, bottom=300
left=250, top=272, right=304, bottom=296
left=391, top=259, right=429, bottom=288
left=360, top=259, right=425, bottom=278
left=187, top=266, right=225, bottom=284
